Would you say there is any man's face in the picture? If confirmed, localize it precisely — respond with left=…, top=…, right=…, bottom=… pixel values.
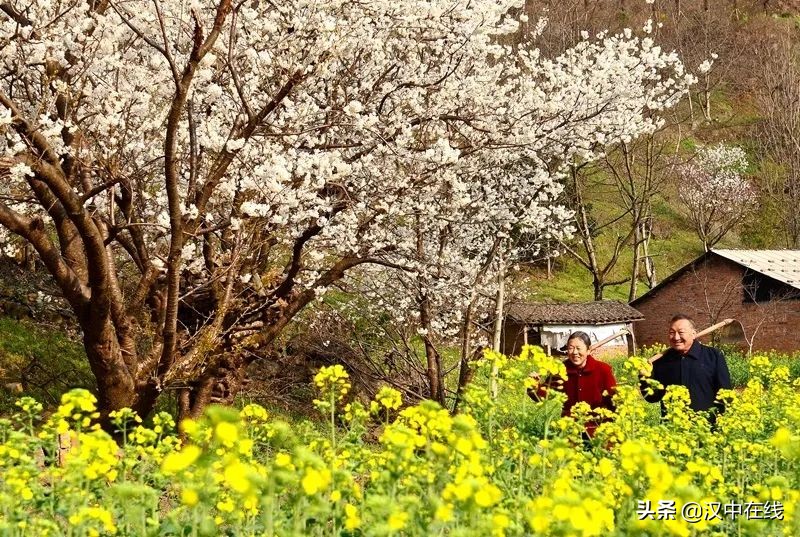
left=669, top=319, right=696, bottom=354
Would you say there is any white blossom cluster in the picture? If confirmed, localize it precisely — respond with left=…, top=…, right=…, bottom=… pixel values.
left=0, top=0, right=693, bottom=353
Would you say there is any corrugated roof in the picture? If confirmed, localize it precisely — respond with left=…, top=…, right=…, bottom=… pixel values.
left=506, top=300, right=644, bottom=325
left=713, top=249, right=800, bottom=290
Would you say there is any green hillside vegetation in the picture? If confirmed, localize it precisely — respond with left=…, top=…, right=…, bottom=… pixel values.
left=0, top=317, right=91, bottom=411
left=521, top=23, right=793, bottom=304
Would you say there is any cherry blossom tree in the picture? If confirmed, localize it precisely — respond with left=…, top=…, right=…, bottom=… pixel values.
left=327, top=23, right=696, bottom=406
left=678, top=144, right=757, bottom=252
left=341, top=159, right=572, bottom=406
left=0, top=0, right=693, bottom=419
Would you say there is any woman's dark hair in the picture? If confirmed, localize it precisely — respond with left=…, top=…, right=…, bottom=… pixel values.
left=567, top=331, right=592, bottom=349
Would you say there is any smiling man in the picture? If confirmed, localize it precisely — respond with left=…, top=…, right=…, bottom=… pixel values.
left=641, top=314, right=732, bottom=418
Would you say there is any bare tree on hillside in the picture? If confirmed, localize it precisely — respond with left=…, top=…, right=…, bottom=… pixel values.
left=658, top=1, right=747, bottom=124
left=604, top=132, right=675, bottom=300
left=520, top=0, right=624, bottom=56
left=561, top=165, right=633, bottom=301
left=754, top=27, right=800, bottom=248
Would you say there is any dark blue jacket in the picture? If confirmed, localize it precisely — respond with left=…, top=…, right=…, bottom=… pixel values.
left=641, top=340, right=732, bottom=413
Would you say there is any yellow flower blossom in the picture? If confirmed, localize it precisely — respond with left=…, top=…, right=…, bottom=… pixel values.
left=301, top=468, right=331, bottom=495
left=388, top=510, right=408, bottom=531
left=344, top=503, right=361, bottom=529
left=161, top=445, right=201, bottom=475
left=181, top=488, right=199, bottom=507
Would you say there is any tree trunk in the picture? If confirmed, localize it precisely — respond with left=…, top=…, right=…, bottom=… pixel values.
left=642, top=219, right=657, bottom=288
left=175, top=352, right=248, bottom=420
left=83, top=320, right=137, bottom=420
left=687, top=89, right=696, bottom=127
left=452, top=298, right=477, bottom=414
left=593, top=277, right=603, bottom=301
left=575, top=180, right=605, bottom=301
left=491, top=278, right=505, bottom=354
left=452, top=236, right=502, bottom=413
left=491, top=248, right=505, bottom=399
left=701, top=75, right=712, bottom=122
left=629, top=220, right=642, bottom=302
left=420, top=295, right=444, bottom=405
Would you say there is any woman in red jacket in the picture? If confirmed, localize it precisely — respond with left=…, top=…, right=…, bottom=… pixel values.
left=529, top=331, right=617, bottom=438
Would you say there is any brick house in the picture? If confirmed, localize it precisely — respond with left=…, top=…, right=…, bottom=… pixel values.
left=502, top=300, right=644, bottom=358
left=630, top=250, right=800, bottom=352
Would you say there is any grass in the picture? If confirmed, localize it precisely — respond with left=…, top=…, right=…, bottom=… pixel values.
left=0, top=316, right=91, bottom=414
left=521, top=257, right=629, bottom=303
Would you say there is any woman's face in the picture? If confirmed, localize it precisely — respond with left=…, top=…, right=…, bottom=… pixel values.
left=566, top=338, right=589, bottom=368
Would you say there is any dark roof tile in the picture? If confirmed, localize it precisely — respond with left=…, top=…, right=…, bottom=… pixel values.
left=506, top=300, right=644, bottom=324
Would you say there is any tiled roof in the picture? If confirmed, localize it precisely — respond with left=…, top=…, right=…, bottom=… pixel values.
left=630, top=249, right=800, bottom=305
left=506, top=300, right=644, bottom=325
left=713, top=249, right=800, bottom=290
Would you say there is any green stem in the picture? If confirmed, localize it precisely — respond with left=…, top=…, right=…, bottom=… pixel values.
left=330, top=391, right=337, bottom=452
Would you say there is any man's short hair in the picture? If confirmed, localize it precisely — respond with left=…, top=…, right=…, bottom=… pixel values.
left=670, top=313, right=695, bottom=328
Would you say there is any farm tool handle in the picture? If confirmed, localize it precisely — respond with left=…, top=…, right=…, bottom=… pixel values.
left=648, top=318, right=736, bottom=364
left=588, top=329, right=630, bottom=352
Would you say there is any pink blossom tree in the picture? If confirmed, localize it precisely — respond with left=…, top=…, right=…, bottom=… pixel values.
left=678, top=144, right=757, bottom=252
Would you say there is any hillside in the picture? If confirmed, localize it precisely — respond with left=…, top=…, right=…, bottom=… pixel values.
left=518, top=6, right=800, bottom=305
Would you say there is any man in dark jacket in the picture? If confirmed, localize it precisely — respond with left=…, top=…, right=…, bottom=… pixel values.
left=641, top=314, right=732, bottom=417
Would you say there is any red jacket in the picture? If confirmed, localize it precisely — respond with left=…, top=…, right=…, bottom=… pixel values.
left=530, top=355, right=617, bottom=436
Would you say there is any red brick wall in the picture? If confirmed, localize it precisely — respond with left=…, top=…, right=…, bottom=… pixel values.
left=632, top=255, right=800, bottom=352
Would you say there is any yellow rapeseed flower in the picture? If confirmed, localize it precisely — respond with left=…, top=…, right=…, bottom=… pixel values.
left=223, top=461, right=252, bottom=494
left=301, top=468, right=331, bottom=495
left=474, top=484, right=501, bottom=507
left=214, top=422, right=239, bottom=447
left=343, top=503, right=361, bottom=529
left=435, top=503, right=454, bottom=522
left=387, top=511, right=408, bottom=531
left=180, top=488, right=199, bottom=507
left=161, top=445, right=201, bottom=475
left=375, top=386, right=403, bottom=410
left=216, top=497, right=235, bottom=513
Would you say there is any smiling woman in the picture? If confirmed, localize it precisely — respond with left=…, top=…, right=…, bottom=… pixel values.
left=565, top=332, right=592, bottom=368
left=528, top=331, right=618, bottom=437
